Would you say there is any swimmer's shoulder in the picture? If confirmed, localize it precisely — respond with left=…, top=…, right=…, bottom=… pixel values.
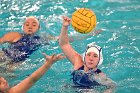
left=98, top=72, right=106, bottom=76
left=95, top=69, right=106, bottom=76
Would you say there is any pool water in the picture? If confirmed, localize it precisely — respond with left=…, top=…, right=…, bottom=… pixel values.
left=0, top=0, right=140, bottom=93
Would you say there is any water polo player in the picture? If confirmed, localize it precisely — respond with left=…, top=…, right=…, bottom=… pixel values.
left=59, top=16, right=116, bottom=92
left=0, top=16, right=57, bottom=72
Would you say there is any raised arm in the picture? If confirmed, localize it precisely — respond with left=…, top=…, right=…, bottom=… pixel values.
left=59, top=16, right=83, bottom=70
left=9, top=53, right=65, bottom=93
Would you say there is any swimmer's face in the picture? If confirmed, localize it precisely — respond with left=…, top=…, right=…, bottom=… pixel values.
left=85, top=52, right=99, bottom=69
left=0, top=77, right=9, bottom=92
left=23, top=17, right=40, bottom=35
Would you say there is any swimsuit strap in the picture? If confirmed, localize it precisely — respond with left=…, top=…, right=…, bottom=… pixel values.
left=78, top=65, right=84, bottom=70
left=78, top=65, right=102, bottom=74
left=94, top=69, right=102, bottom=74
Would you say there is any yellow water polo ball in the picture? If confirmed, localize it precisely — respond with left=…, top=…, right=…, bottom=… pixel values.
left=71, top=8, right=97, bottom=34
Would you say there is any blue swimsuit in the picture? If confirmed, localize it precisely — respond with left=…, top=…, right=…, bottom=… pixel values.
left=2, top=34, right=42, bottom=62
left=71, top=65, right=101, bottom=87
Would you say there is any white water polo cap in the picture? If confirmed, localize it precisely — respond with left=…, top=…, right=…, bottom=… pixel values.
left=83, top=42, right=103, bottom=66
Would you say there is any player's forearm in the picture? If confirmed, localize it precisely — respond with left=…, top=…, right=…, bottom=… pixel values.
left=10, top=62, right=52, bottom=93
left=59, top=26, right=69, bottom=46
left=29, top=62, right=52, bottom=83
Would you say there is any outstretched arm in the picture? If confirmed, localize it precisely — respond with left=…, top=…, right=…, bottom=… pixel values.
left=9, top=53, right=65, bottom=93
left=59, top=16, right=83, bottom=70
left=0, top=32, right=22, bottom=44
